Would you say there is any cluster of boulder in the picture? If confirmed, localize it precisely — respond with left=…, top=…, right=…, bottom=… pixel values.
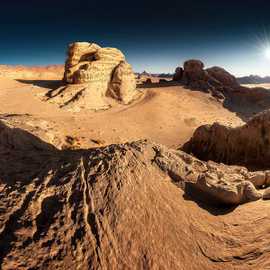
left=173, top=59, right=240, bottom=100
left=46, top=42, right=140, bottom=111
left=173, top=59, right=270, bottom=119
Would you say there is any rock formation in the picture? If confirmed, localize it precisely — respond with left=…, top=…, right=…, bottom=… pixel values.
left=173, top=67, right=183, bottom=81
left=108, top=61, right=137, bottom=104
left=173, top=59, right=270, bottom=115
left=45, top=42, right=140, bottom=111
left=173, top=59, right=236, bottom=99
left=1, top=119, right=270, bottom=269
left=182, top=109, right=270, bottom=169
left=206, top=66, right=239, bottom=88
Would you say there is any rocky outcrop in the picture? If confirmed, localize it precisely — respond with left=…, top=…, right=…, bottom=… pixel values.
left=46, top=42, right=140, bottom=111
left=183, top=110, right=270, bottom=169
left=173, top=59, right=238, bottom=98
left=173, top=60, right=270, bottom=116
left=1, top=120, right=270, bottom=269
left=173, top=67, right=183, bottom=81
left=263, top=187, right=270, bottom=199
left=206, top=66, right=239, bottom=87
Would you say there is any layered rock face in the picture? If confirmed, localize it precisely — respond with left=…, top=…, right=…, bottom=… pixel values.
left=183, top=110, right=270, bottom=169
left=1, top=120, right=270, bottom=269
left=46, top=42, right=139, bottom=111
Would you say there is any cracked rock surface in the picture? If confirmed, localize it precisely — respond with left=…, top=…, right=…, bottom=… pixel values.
left=1, top=121, right=270, bottom=269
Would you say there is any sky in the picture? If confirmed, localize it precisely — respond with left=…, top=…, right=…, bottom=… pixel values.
left=1, top=0, right=270, bottom=76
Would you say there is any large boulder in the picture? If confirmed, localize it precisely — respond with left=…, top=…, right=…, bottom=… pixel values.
left=173, top=66, right=183, bottom=81
left=46, top=42, right=140, bottom=111
left=182, top=109, right=270, bottom=169
left=206, top=66, right=239, bottom=88
left=183, top=59, right=205, bottom=81
left=108, top=61, right=137, bottom=104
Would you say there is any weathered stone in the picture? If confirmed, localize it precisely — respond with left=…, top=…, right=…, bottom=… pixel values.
left=173, top=59, right=239, bottom=100
left=108, top=61, right=138, bottom=104
left=183, top=110, right=270, bottom=169
left=248, top=172, right=266, bottom=188
left=0, top=120, right=267, bottom=269
left=46, top=42, right=139, bottom=111
left=263, top=187, right=270, bottom=200
left=153, top=143, right=262, bottom=205
left=206, top=66, right=239, bottom=87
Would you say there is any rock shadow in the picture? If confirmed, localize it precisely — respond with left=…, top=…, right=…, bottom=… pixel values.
left=137, top=80, right=181, bottom=89
left=183, top=183, right=237, bottom=216
left=16, top=79, right=64, bottom=90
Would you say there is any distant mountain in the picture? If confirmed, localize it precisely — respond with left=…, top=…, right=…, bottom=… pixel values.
left=237, top=75, right=270, bottom=84
left=136, top=71, right=173, bottom=78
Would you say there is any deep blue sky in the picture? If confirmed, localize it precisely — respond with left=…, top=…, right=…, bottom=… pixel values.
left=1, top=0, right=270, bottom=75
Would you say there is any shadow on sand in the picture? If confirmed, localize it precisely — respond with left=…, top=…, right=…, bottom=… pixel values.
left=183, top=183, right=237, bottom=216
left=16, top=79, right=64, bottom=90
left=137, top=80, right=182, bottom=88
left=222, top=92, right=270, bottom=122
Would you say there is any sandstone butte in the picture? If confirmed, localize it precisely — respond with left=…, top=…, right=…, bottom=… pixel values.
left=45, top=42, right=140, bottom=111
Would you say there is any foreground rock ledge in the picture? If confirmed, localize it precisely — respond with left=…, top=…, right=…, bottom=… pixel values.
left=1, top=121, right=269, bottom=269
left=45, top=42, right=141, bottom=111
left=183, top=109, right=270, bottom=169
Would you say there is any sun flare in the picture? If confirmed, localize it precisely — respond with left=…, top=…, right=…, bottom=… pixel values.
left=265, top=47, right=270, bottom=59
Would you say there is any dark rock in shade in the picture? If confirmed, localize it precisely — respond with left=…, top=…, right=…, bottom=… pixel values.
left=206, top=66, right=239, bottom=87
left=173, top=67, right=184, bottom=81
left=263, top=187, right=270, bottom=200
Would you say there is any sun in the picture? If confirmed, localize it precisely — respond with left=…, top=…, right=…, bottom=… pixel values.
left=265, top=47, right=270, bottom=59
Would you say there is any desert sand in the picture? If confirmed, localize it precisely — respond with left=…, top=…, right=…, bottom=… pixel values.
left=1, top=51, right=270, bottom=269
left=0, top=77, right=243, bottom=150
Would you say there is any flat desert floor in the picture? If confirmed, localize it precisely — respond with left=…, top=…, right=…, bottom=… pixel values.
left=0, top=77, right=243, bottom=149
